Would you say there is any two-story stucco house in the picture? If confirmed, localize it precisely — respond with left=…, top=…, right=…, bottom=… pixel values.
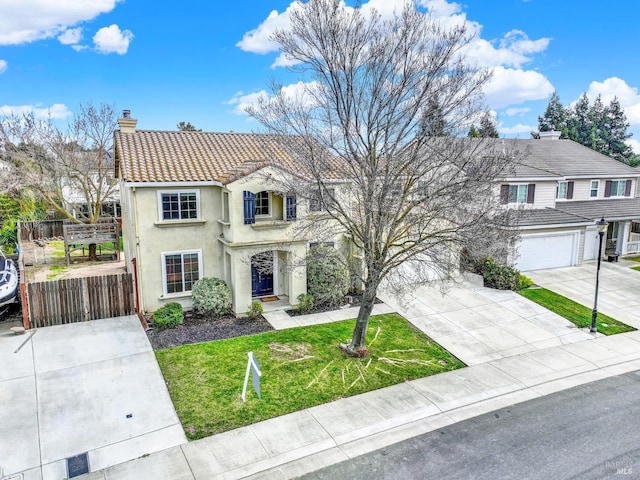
left=114, top=113, right=349, bottom=316
left=498, top=132, right=640, bottom=271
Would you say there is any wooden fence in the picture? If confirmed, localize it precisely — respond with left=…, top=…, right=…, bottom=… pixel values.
left=27, top=273, right=134, bottom=327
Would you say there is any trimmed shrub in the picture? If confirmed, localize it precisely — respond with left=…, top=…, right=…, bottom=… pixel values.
left=297, top=293, right=314, bottom=313
left=247, top=301, right=264, bottom=320
left=517, top=273, right=534, bottom=291
left=153, top=302, right=184, bottom=328
left=307, top=244, right=350, bottom=307
left=479, top=258, right=521, bottom=291
left=191, top=277, right=232, bottom=316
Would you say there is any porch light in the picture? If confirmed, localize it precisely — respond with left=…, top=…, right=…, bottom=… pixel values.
left=591, top=217, right=609, bottom=333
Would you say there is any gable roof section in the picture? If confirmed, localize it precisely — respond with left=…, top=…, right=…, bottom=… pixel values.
left=114, top=130, right=334, bottom=184
left=506, top=139, right=640, bottom=179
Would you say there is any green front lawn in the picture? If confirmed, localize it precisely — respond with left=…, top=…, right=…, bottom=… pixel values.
left=520, top=288, right=636, bottom=335
left=156, top=313, right=464, bottom=440
left=626, top=256, right=640, bottom=262
left=632, top=266, right=640, bottom=272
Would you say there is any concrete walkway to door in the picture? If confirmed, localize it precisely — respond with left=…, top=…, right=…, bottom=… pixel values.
left=0, top=315, right=186, bottom=480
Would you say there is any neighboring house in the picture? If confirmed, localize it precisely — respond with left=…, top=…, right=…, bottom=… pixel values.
left=114, top=114, right=349, bottom=315
left=497, top=131, right=640, bottom=271
left=61, top=150, right=121, bottom=220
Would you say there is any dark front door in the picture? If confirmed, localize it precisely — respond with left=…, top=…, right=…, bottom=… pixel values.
left=251, top=252, right=274, bottom=296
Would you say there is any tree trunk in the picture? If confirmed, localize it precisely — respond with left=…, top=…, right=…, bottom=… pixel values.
left=88, top=243, right=98, bottom=261
left=342, top=279, right=378, bottom=356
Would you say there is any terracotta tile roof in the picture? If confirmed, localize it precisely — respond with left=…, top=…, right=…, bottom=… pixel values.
left=114, top=130, right=329, bottom=184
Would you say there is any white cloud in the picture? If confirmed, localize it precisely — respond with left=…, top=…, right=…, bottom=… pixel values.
left=505, top=107, right=530, bottom=116
left=0, top=60, right=7, bottom=74
left=483, top=66, right=554, bottom=109
left=93, top=24, right=133, bottom=55
left=583, top=77, right=640, bottom=126
left=498, top=123, right=536, bottom=134
left=238, top=0, right=550, bottom=71
left=626, top=138, right=640, bottom=154
left=236, top=5, right=299, bottom=55
left=0, top=0, right=122, bottom=46
left=226, top=90, right=270, bottom=116
left=0, top=103, right=72, bottom=120
left=227, top=81, right=320, bottom=116
left=57, top=27, right=83, bottom=45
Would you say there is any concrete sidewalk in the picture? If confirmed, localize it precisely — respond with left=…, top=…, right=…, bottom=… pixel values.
left=79, top=330, right=640, bottom=480
left=76, top=271, right=640, bottom=480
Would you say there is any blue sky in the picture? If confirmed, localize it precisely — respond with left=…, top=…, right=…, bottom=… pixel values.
left=1, top=0, right=639, bottom=152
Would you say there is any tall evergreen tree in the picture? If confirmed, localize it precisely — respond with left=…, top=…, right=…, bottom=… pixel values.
left=478, top=112, right=500, bottom=138
left=566, top=93, right=591, bottom=146
left=538, top=91, right=568, bottom=137
left=604, top=97, right=633, bottom=163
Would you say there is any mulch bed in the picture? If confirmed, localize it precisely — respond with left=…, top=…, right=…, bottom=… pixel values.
left=286, top=293, right=381, bottom=317
left=147, top=311, right=274, bottom=350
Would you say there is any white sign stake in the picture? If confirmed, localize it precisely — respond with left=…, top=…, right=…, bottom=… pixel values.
left=242, top=351, right=262, bottom=402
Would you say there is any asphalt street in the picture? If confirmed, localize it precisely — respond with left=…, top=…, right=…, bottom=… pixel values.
left=300, top=371, right=640, bottom=480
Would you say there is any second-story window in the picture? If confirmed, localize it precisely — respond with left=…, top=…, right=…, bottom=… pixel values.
left=500, top=184, right=535, bottom=205
left=256, top=191, right=270, bottom=216
left=590, top=180, right=599, bottom=198
left=606, top=179, right=631, bottom=197
left=556, top=181, right=574, bottom=200
left=509, top=184, right=528, bottom=204
left=160, top=191, right=198, bottom=220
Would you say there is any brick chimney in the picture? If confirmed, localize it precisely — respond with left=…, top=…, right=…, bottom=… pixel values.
left=117, top=109, right=137, bottom=133
left=539, top=130, right=561, bottom=140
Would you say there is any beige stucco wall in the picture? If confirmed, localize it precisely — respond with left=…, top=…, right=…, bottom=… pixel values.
left=122, top=184, right=223, bottom=313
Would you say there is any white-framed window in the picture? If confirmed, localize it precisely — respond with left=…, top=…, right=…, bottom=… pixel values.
left=159, top=190, right=199, bottom=220
left=556, top=181, right=568, bottom=199
left=508, top=184, right=528, bottom=204
left=610, top=180, right=627, bottom=197
left=255, top=191, right=270, bottom=216
left=222, top=191, right=230, bottom=222
left=590, top=180, right=599, bottom=198
left=161, top=250, right=202, bottom=295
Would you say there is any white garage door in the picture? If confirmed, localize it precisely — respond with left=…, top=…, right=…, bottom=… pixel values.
left=516, top=232, right=579, bottom=271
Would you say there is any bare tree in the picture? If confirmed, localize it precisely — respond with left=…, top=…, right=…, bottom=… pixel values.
left=0, top=103, right=118, bottom=259
left=248, top=0, right=518, bottom=355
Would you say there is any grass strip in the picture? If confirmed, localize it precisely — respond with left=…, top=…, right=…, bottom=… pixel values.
left=156, top=313, right=463, bottom=440
left=520, top=287, right=635, bottom=336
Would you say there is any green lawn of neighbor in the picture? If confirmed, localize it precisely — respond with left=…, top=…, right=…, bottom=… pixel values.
left=156, top=313, right=464, bottom=440
left=520, top=288, right=636, bottom=336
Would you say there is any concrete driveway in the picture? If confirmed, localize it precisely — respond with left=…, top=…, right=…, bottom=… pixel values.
left=380, top=277, right=594, bottom=366
left=0, top=315, right=186, bottom=480
left=525, top=259, right=640, bottom=330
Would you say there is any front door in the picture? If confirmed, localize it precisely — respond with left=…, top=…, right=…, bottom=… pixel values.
left=251, top=252, right=274, bottom=297
left=606, top=221, right=619, bottom=253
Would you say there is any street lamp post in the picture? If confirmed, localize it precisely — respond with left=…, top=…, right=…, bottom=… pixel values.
left=591, top=217, right=609, bottom=333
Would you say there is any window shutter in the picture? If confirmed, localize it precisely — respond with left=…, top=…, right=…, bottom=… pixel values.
left=500, top=185, right=509, bottom=205
left=243, top=191, right=256, bottom=224
left=604, top=180, right=612, bottom=197
left=566, top=181, right=574, bottom=199
left=526, top=184, right=536, bottom=204
left=625, top=179, right=632, bottom=197
left=286, top=193, right=297, bottom=221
